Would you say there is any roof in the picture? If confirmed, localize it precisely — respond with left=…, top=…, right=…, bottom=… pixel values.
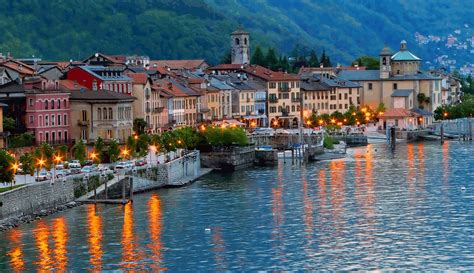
left=0, top=80, right=27, bottom=94
left=0, top=60, right=36, bottom=76
left=391, top=51, right=421, bottom=61
left=127, top=73, right=149, bottom=85
left=337, top=70, right=381, bottom=81
left=380, top=108, right=420, bottom=119
left=62, top=80, right=135, bottom=102
left=209, top=64, right=243, bottom=71
left=243, top=65, right=299, bottom=81
left=75, top=66, right=132, bottom=81
left=155, top=78, right=200, bottom=97
left=391, top=89, right=413, bottom=97
left=380, top=46, right=393, bottom=56
left=84, top=53, right=126, bottom=64
left=149, top=59, right=207, bottom=70
left=300, top=74, right=360, bottom=91
left=232, top=27, right=249, bottom=35
left=411, top=108, right=433, bottom=116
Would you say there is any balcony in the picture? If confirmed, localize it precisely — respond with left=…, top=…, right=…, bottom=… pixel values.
left=278, top=87, right=290, bottom=92
left=246, top=98, right=251, bottom=103
left=200, top=107, right=210, bottom=113
left=281, top=109, right=289, bottom=117
left=291, top=97, right=301, bottom=103
left=77, top=120, right=89, bottom=126
left=269, top=97, right=279, bottom=103
left=146, top=107, right=151, bottom=113
left=153, top=106, right=165, bottom=113
left=255, top=97, right=266, bottom=102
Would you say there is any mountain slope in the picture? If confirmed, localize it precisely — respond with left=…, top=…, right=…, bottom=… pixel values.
left=0, top=0, right=472, bottom=67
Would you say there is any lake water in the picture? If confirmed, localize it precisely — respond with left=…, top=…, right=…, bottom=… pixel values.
left=0, top=142, right=473, bottom=271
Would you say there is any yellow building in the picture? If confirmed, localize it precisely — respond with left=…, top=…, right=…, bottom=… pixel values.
left=338, top=41, right=442, bottom=112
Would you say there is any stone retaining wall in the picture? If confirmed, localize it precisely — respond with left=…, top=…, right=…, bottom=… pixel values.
left=0, top=180, right=74, bottom=221
left=201, top=146, right=255, bottom=171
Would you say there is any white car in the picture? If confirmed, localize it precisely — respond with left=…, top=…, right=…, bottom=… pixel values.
left=35, top=170, right=51, bottom=182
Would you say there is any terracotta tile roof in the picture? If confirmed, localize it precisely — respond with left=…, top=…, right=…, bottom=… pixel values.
left=149, top=59, right=207, bottom=70
left=380, top=108, right=420, bottom=119
left=154, top=79, right=200, bottom=97
left=187, top=77, right=205, bottom=84
left=242, top=64, right=299, bottom=81
left=0, top=60, right=36, bottom=75
left=61, top=80, right=135, bottom=101
left=209, top=64, right=243, bottom=70
left=127, top=73, right=149, bottom=85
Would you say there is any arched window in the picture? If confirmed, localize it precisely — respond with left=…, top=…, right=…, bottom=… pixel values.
left=244, top=37, right=247, bottom=45
left=109, top=108, right=113, bottom=119
left=64, top=114, right=67, bottom=125
left=57, top=99, right=61, bottom=109
left=45, top=100, right=49, bottom=110
left=51, top=100, right=55, bottom=110
left=382, top=57, right=387, bottom=65
left=98, top=108, right=102, bottom=120
left=235, top=38, right=240, bottom=45
left=103, top=107, right=107, bottom=119
left=63, top=99, right=67, bottom=108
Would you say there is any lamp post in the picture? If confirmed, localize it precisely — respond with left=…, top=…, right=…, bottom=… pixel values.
left=53, top=155, right=62, bottom=184
left=11, top=162, right=19, bottom=189
left=37, top=159, right=45, bottom=182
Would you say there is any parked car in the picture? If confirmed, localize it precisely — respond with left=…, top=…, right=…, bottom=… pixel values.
left=83, top=160, right=93, bottom=166
left=55, top=170, right=67, bottom=178
left=35, top=170, right=51, bottom=182
left=135, top=159, right=147, bottom=166
left=97, top=164, right=109, bottom=172
left=81, top=166, right=94, bottom=174
left=114, top=162, right=128, bottom=171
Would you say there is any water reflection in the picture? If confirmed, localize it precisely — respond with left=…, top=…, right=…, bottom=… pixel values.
left=7, top=229, right=24, bottom=272
left=329, top=160, right=346, bottom=236
left=52, top=217, right=68, bottom=272
left=211, top=226, right=227, bottom=271
left=148, top=194, right=166, bottom=271
left=417, top=143, right=426, bottom=191
left=121, top=203, right=137, bottom=270
left=87, top=205, right=103, bottom=272
left=33, top=221, right=52, bottom=272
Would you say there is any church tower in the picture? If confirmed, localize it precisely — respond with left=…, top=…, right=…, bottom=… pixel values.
left=379, top=46, right=392, bottom=79
left=231, top=27, right=250, bottom=65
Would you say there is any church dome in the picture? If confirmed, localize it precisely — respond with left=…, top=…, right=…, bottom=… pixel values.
left=380, top=46, right=392, bottom=56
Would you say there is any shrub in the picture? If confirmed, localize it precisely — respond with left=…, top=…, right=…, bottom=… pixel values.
left=323, top=135, right=335, bottom=149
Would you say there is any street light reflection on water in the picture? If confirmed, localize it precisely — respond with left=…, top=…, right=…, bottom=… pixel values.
left=0, top=142, right=473, bottom=271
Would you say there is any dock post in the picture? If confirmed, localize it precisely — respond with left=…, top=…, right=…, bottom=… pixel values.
left=93, top=177, right=97, bottom=203
left=390, top=127, right=396, bottom=150
left=104, top=178, right=108, bottom=200
left=441, top=123, right=445, bottom=144
left=291, top=149, right=294, bottom=165
left=129, top=177, right=133, bottom=202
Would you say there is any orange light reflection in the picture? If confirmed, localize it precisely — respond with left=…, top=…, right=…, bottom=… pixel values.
left=52, top=217, right=68, bottom=272
left=87, top=205, right=103, bottom=272
left=148, top=195, right=166, bottom=271
left=7, top=229, right=25, bottom=272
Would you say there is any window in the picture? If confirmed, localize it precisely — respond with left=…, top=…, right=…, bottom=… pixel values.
left=393, top=83, right=398, bottom=90
left=52, top=115, right=55, bottom=126
left=235, top=38, right=240, bottom=45
left=244, top=37, right=247, bottom=45
left=368, top=83, right=373, bottom=90
left=82, top=110, right=87, bottom=121
left=64, top=114, right=67, bottom=125
left=241, top=106, right=245, bottom=113
left=45, top=100, right=49, bottom=110
left=269, top=82, right=276, bottom=89
left=339, top=94, right=342, bottom=100
left=29, top=99, right=34, bottom=107
left=58, top=115, right=61, bottom=126
left=103, top=108, right=107, bottom=119
left=58, top=131, right=62, bottom=141
left=51, top=100, right=55, bottom=110
left=45, top=115, right=49, bottom=126
left=64, top=131, right=68, bottom=141
left=45, top=132, right=49, bottom=142
left=98, top=108, right=102, bottom=120
left=63, top=99, right=67, bottom=108
left=52, top=132, right=56, bottom=142
left=29, top=115, right=34, bottom=124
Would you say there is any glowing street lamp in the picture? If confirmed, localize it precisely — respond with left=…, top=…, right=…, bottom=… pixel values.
left=273, top=120, right=279, bottom=127
left=361, top=108, right=367, bottom=112
left=121, top=148, right=129, bottom=159
left=318, top=119, right=323, bottom=125
left=134, top=135, right=139, bottom=140
left=331, top=119, right=336, bottom=124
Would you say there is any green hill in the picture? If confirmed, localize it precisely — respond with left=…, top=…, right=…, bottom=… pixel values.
left=0, top=0, right=472, bottom=67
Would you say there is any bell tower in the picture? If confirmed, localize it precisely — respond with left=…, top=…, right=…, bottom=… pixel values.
left=379, top=46, right=392, bottom=79
left=231, top=27, right=250, bottom=65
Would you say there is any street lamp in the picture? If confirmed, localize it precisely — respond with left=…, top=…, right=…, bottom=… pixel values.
left=52, top=155, right=62, bottom=185
left=37, top=159, right=45, bottom=181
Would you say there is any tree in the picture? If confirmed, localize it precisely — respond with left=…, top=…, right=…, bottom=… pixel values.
left=73, top=141, right=86, bottom=165
left=126, top=136, right=136, bottom=156
left=251, top=45, right=265, bottom=66
left=352, top=56, right=379, bottom=70
left=2, top=117, right=15, bottom=132
left=94, top=137, right=104, bottom=162
left=417, top=93, right=430, bottom=109
left=308, top=50, right=319, bottom=67
left=19, top=152, right=35, bottom=176
left=133, top=118, right=147, bottom=135
left=220, top=50, right=232, bottom=64
left=376, top=102, right=386, bottom=116
left=108, top=140, right=120, bottom=162
left=58, top=145, right=69, bottom=160
left=136, top=134, right=151, bottom=156
left=0, top=150, right=15, bottom=187
left=276, top=55, right=290, bottom=72
left=320, top=50, right=328, bottom=67
left=37, top=143, right=54, bottom=170
left=265, top=48, right=279, bottom=70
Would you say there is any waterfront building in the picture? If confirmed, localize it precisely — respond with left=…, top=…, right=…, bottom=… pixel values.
left=300, top=73, right=361, bottom=115
left=378, top=108, right=432, bottom=130
left=206, top=76, right=233, bottom=121
left=127, top=72, right=152, bottom=123
left=63, top=80, right=135, bottom=144
left=150, top=83, right=171, bottom=132
left=0, top=102, right=6, bottom=148
left=148, top=59, right=209, bottom=72
left=67, top=65, right=133, bottom=94
left=338, top=41, right=442, bottom=112
left=24, top=78, right=71, bottom=145
left=0, top=81, right=28, bottom=134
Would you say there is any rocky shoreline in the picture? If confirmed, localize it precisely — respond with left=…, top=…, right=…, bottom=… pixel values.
left=0, top=201, right=81, bottom=232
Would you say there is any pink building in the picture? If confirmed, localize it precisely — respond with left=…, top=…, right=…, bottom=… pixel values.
left=25, top=79, right=71, bottom=145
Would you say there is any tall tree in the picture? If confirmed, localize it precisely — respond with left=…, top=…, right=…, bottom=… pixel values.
left=251, top=45, right=266, bottom=66
left=352, top=56, right=379, bottom=70
left=108, top=140, right=120, bottom=163
left=0, top=150, right=15, bottom=187
left=133, top=118, right=147, bottom=135
left=73, top=141, right=86, bottom=165
left=220, top=50, right=232, bottom=64
left=308, top=50, right=319, bottom=67
left=265, top=48, right=279, bottom=70
left=94, top=137, right=104, bottom=163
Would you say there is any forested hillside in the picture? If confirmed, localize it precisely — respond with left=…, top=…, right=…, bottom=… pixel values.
left=0, top=0, right=472, bottom=66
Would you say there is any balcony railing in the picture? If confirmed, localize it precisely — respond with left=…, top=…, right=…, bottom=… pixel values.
left=278, top=87, right=290, bottom=92
left=281, top=110, right=289, bottom=117
left=77, top=120, right=89, bottom=126
left=255, top=98, right=266, bottom=102
left=153, top=106, right=165, bottom=113
left=200, top=107, right=210, bottom=113
left=269, top=97, right=279, bottom=103
left=291, top=97, right=301, bottom=103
